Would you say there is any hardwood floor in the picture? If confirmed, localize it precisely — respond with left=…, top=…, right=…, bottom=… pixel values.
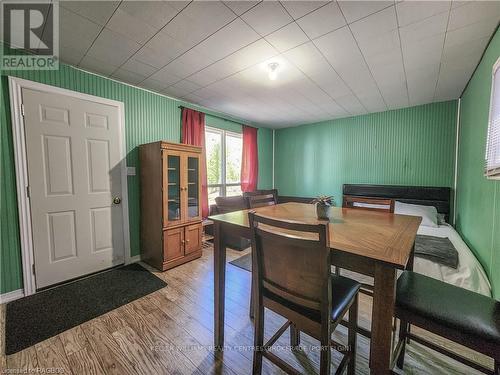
left=0, top=244, right=494, bottom=374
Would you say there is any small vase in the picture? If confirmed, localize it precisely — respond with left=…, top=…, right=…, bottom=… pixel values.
left=316, top=203, right=330, bottom=220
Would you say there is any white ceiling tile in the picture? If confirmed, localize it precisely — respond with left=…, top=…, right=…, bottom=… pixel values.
left=296, top=2, right=346, bottom=39
left=193, top=18, right=260, bottom=61
left=135, top=31, right=187, bottom=68
left=314, top=27, right=365, bottom=74
left=335, top=94, right=366, bottom=116
left=140, top=78, right=170, bottom=92
left=396, top=1, right=450, bottom=28
left=265, top=23, right=309, bottom=52
left=171, top=79, right=202, bottom=93
left=162, top=86, right=192, bottom=98
left=163, top=2, right=236, bottom=48
left=281, top=1, right=330, bottom=19
left=357, top=91, right=387, bottom=113
left=240, top=1, right=293, bottom=35
left=223, top=1, right=260, bottom=15
left=86, top=28, right=141, bottom=67
left=58, top=1, right=499, bottom=127
left=406, top=64, right=440, bottom=106
left=106, top=7, right=158, bottom=44
left=451, top=0, right=471, bottom=9
left=448, top=1, right=500, bottom=31
left=445, top=16, right=498, bottom=49
left=59, top=45, right=86, bottom=66
left=121, top=58, right=157, bottom=77
left=321, top=81, right=352, bottom=100
left=79, top=55, right=118, bottom=76
left=402, top=33, right=445, bottom=72
left=378, top=81, right=409, bottom=109
left=356, top=29, right=401, bottom=58
left=365, top=48, right=405, bottom=84
left=111, top=68, right=146, bottom=85
left=148, top=67, right=182, bottom=86
left=399, top=12, right=448, bottom=45
left=118, top=1, right=183, bottom=30
left=337, top=1, right=393, bottom=23
left=434, top=66, right=470, bottom=100
left=61, top=1, right=119, bottom=26
left=188, top=39, right=278, bottom=86
left=350, top=6, right=397, bottom=43
left=162, top=48, right=217, bottom=78
left=60, top=7, right=102, bottom=53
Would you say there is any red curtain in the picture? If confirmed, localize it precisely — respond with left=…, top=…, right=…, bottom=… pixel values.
left=181, top=108, right=209, bottom=218
left=241, top=125, right=259, bottom=192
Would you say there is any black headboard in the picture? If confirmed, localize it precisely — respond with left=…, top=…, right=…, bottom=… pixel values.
left=343, top=184, right=452, bottom=222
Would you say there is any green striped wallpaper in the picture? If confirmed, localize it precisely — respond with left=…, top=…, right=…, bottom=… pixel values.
left=274, top=101, right=458, bottom=204
left=456, top=29, right=500, bottom=298
left=0, top=61, right=273, bottom=294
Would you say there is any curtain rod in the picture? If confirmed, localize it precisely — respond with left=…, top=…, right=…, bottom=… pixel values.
left=178, top=105, right=233, bottom=123
left=179, top=105, right=255, bottom=127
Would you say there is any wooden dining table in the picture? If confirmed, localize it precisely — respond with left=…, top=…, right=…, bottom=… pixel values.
left=209, top=202, right=421, bottom=374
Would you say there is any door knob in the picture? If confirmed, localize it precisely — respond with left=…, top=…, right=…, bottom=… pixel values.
left=113, top=197, right=122, bottom=204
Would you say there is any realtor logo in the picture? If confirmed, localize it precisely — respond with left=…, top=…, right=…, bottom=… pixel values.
left=1, top=1, right=59, bottom=70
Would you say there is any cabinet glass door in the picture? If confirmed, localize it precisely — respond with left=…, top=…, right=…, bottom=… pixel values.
left=166, top=154, right=181, bottom=223
left=187, top=155, right=200, bottom=219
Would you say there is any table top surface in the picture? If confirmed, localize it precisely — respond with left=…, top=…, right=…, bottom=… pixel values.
left=209, top=202, right=422, bottom=268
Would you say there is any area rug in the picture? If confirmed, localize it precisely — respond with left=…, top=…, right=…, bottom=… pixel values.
left=229, top=253, right=252, bottom=272
left=5, top=263, right=166, bottom=354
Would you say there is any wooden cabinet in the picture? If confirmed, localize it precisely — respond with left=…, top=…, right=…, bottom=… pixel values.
left=140, top=141, right=203, bottom=271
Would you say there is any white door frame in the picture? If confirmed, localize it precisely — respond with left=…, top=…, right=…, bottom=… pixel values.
left=8, top=76, right=132, bottom=297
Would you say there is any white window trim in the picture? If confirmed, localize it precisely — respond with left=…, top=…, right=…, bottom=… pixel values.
left=485, top=56, right=500, bottom=180
left=206, top=126, right=242, bottom=196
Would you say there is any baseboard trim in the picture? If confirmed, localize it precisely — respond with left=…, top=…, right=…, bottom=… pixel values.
left=0, top=289, right=24, bottom=304
left=128, top=255, right=141, bottom=264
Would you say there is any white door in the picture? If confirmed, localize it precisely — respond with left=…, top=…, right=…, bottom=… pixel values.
left=22, top=88, right=125, bottom=289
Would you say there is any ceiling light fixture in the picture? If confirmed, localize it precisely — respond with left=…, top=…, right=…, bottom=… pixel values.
left=268, top=62, right=279, bottom=81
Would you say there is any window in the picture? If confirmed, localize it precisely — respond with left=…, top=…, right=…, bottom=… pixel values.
left=205, top=126, right=243, bottom=205
left=486, top=58, right=500, bottom=179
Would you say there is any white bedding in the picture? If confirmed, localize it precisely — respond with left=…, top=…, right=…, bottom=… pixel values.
left=414, top=224, right=492, bottom=297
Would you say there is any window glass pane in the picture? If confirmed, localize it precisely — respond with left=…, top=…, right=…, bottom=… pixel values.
left=208, top=186, right=221, bottom=206
left=486, top=66, right=500, bottom=174
left=226, top=185, right=242, bottom=197
left=206, top=130, right=222, bottom=185
left=225, top=133, right=242, bottom=184
left=187, top=156, right=199, bottom=218
left=167, top=155, right=181, bottom=221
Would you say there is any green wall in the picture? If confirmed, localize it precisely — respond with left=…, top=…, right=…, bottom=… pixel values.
left=456, top=29, right=500, bottom=298
left=274, top=101, right=458, bottom=204
left=0, top=60, right=273, bottom=294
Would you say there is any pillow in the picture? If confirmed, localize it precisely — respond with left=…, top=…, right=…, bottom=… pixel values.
left=437, top=213, right=447, bottom=225
left=394, top=201, right=439, bottom=228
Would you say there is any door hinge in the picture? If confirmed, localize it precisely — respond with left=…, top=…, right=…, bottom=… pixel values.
left=21, top=103, right=25, bottom=117
left=32, top=264, right=36, bottom=275
left=26, top=185, right=30, bottom=198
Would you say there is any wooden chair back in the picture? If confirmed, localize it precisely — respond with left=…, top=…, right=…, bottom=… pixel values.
left=342, top=195, right=394, bottom=213
left=248, top=212, right=331, bottom=314
left=244, top=189, right=278, bottom=208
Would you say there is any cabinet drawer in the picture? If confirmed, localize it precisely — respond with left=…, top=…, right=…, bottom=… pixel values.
left=163, top=227, right=184, bottom=261
left=184, top=223, right=202, bottom=255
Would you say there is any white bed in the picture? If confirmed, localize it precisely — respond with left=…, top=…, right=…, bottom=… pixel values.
left=414, top=223, right=491, bottom=297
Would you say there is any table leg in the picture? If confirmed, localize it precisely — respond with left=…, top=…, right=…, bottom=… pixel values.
left=214, top=222, right=226, bottom=350
left=370, top=263, right=397, bottom=374
left=406, top=243, right=415, bottom=271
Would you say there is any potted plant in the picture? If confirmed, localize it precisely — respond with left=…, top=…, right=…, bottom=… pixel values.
left=311, top=195, right=334, bottom=219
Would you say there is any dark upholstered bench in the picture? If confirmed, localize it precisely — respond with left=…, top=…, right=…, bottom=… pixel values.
left=394, top=271, right=500, bottom=374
